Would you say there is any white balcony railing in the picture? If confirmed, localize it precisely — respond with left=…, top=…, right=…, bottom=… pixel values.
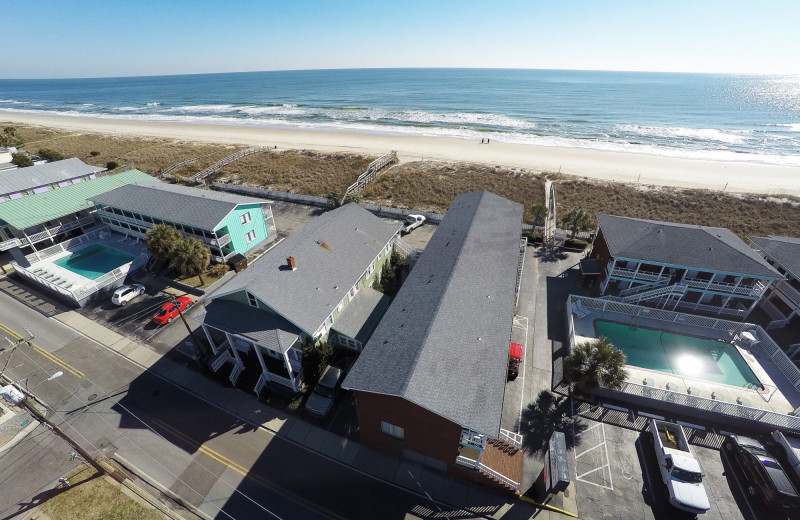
left=460, top=428, right=486, bottom=450
left=611, top=267, right=671, bottom=284
left=776, top=280, right=800, bottom=307
left=684, top=278, right=765, bottom=297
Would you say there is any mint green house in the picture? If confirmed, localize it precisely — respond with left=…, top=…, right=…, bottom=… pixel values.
left=89, top=182, right=275, bottom=262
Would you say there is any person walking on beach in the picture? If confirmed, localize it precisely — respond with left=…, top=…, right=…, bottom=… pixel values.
left=481, top=138, right=484, bottom=144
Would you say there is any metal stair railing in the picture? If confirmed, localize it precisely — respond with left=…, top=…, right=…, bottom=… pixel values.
left=605, top=282, right=687, bottom=305
left=619, top=278, right=669, bottom=297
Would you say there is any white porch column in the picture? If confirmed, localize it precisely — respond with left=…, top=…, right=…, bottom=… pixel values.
left=224, top=332, right=244, bottom=365
left=284, top=351, right=298, bottom=392
left=252, top=343, right=269, bottom=374
left=201, top=324, right=219, bottom=355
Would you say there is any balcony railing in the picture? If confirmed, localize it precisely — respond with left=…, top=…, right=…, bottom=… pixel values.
left=611, top=267, right=671, bottom=284
left=684, top=278, right=765, bottom=297
left=460, top=428, right=486, bottom=450
left=674, top=300, right=746, bottom=317
left=776, top=280, right=800, bottom=306
left=211, top=233, right=231, bottom=248
left=21, top=215, right=96, bottom=246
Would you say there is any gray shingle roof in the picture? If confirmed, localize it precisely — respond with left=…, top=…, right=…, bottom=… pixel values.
left=0, top=158, right=104, bottom=196
left=343, top=191, right=523, bottom=438
left=214, top=203, right=401, bottom=335
left=597, top=214, right=780, bottom=278
left=194, top=298, right=301, bottom=353
left=749, top=236, right=800, bottom=280
left=89, top=182, right=269, bottom=231
left=331, top=286, right=391, bottom=344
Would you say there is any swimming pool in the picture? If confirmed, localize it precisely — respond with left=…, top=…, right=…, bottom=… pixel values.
left=595, top=320, right=763, bottom=389
left=54, top=244, right=136, bottom=280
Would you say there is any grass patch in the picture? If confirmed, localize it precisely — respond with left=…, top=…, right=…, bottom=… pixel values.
left=38, top=466, right=165, bottom=520
left=175, top=268, right=228, bottom=288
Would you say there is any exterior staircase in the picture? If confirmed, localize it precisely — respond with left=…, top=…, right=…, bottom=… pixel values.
left=478, top=438, right=523, bottom=494
left=515, top=237, right=527, bottom=306
left=604, top=281, right=688, bottom=306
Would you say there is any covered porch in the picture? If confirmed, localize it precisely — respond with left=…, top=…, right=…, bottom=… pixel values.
left=196, top=299, right=304, bottom=394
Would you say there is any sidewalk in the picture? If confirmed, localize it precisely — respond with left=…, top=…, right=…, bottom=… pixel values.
left=53, top=310, right=570, bottom=519
left=0, top=399, right=38, bottom=454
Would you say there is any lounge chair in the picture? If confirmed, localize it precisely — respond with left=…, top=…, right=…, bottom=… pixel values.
left=571, top=301, right=590, bottom=319
left=575, top=300, right=592, bottom=317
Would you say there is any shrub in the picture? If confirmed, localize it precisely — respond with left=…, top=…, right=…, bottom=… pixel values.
left=90, top=151, right=100, bottom=157
left=301, top=339, right=333, bottom=387
left=0, top=126, right=22, bottom=147
left=106, top=161, right=119, bottom=170
left=37, top=148, right=65, bottom=161
left=207, top=263, right=229, bottom=278
left=11, top=153, right=33, bottom=167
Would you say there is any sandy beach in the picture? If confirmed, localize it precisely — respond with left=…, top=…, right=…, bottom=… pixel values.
left=3, top=112, right=799, bottom=196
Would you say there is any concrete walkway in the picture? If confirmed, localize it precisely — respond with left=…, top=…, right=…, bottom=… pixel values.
left=53, top=310, right=572, bottom=519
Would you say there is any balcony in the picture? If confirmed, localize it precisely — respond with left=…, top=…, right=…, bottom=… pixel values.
left=684, top=278, right=766, bottom=297
left=21, top=215, right=96, bottom=246
left=610, top=267, right=671, bottom=284
left=211, top=233, right=232, bottom=248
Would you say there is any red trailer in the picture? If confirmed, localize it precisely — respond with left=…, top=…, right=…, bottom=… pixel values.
left=508, top=342, right=523, bottom=380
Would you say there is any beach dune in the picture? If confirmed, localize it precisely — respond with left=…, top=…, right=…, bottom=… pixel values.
left=3, top=112, right=799, bottom=196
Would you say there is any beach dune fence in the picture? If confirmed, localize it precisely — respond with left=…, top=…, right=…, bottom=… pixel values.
left=340, top=151, right=397, bottom=204
left=189, top=146, right=270, bottom=184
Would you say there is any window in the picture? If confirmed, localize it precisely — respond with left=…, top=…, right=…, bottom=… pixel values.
left=367, top=262, right=374, bottom=276
left=246, top=292, right=258, bottom=308
left=245, top=230, right=257, bottom=243
left=381, top=421, right=404, bottom=440
left=240, top=212, right=252, bottom=225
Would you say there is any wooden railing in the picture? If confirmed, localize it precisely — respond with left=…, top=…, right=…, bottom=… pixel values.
left=160, top=153, right=215, bottom=177
left=341, top=151, right=397, bottom=203
left=189, top=146, right=269, bottom=184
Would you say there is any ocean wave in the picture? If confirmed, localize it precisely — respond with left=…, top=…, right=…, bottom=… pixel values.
left=615, top=124, right=750, bottom=145
left=2, top=105, right=798, bottom=167
left=0, top=99, right=30, bottom=105
left=764, top=123, right=800, bottom=132
left=146, top=102, right=161, bottom=107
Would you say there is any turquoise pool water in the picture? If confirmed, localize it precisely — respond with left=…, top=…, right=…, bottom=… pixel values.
left=54, top=244, right=135, bottom=280
left=595, top=320, right=763, bottom=389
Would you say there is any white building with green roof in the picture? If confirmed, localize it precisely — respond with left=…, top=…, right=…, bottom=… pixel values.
left=0, top=169, right=157, bottom=259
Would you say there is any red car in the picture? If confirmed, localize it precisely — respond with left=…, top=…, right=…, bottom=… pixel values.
left=153, top=296, right=194, bottom=325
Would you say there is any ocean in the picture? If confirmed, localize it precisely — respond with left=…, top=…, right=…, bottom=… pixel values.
left=1, top=69, right=799, bottom=166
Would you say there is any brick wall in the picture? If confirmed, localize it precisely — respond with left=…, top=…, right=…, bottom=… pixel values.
left=353, top=391, right=462, bottom=470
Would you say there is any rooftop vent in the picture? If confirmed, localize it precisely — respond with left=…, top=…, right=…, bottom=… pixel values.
left=287, top=256, right=296, bottom=270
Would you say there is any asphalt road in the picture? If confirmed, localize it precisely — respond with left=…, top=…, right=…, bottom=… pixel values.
left=0, top=290, right=478, bottom=520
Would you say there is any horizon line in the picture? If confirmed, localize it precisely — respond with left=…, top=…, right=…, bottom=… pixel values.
left=1, top=66, right=796, bottom=81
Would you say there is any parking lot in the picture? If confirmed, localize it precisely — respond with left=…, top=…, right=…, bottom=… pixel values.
left=570, top=403, right=800, bottom=520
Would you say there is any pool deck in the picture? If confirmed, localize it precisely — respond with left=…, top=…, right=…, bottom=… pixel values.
left=27, top=234, right=148, bottom=291
left=572, top=308, right=800, bottom=416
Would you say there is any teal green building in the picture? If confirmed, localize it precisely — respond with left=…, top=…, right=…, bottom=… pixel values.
left=89, top=182, right=275, bottom=262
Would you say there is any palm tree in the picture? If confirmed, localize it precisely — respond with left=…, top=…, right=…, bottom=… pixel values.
left=563, top=337, right=628, bottom=394
left=171, top=237, right=210, bottom=284
left=145, top=224, right=183, bottom=259
left=560, top=208, right=594, bottom=238
left=530, top=202, right=549, bottom=228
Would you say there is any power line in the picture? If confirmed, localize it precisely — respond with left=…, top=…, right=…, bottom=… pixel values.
left=8, top=344, right=286, bottom=520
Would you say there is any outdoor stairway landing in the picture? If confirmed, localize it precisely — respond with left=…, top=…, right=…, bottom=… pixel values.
left=479, top=438, right=523, bottom=493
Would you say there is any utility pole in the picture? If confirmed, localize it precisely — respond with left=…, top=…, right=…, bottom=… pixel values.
left=167, top=294, right=211, bottom=366
left=22, top=397, right=107, bottom=476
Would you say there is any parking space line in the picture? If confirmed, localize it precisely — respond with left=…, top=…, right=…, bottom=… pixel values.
left=574, top=422, right=613, bottom=491
left=513, top=315, right=529, bottom=434
left=576, top=464, right=610, bottom=480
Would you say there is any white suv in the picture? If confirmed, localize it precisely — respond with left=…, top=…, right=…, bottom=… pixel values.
left=111, top=284, right=146, bottom=306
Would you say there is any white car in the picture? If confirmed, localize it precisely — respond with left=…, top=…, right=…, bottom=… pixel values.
left=401, top=214, right=426, bottom=234
left=111, top=284, right=146, bottom=306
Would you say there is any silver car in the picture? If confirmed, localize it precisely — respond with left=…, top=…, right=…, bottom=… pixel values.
left=111, top=284, right=145, bottom=306
left=305, top=365, right=344, bottom=417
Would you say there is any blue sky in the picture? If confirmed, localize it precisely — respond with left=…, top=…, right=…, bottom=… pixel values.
left=4, top=0, right=799, bottom=78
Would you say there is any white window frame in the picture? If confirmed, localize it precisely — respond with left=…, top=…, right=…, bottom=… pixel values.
left=246, top=292, right=258, bottom=308
left=245, top=229, right=257, bottom=243
left=381, top=421, right=404, bottom=440
left=240, top=211, right=252, bottom=225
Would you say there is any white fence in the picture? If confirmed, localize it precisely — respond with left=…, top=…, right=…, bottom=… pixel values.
left=24, top=226, right=108, bottom=264
left=568, top=295, right=800, bottom=432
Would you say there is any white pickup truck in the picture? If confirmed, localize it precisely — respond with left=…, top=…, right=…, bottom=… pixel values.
left=649, top=419, right=710, bottom=515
